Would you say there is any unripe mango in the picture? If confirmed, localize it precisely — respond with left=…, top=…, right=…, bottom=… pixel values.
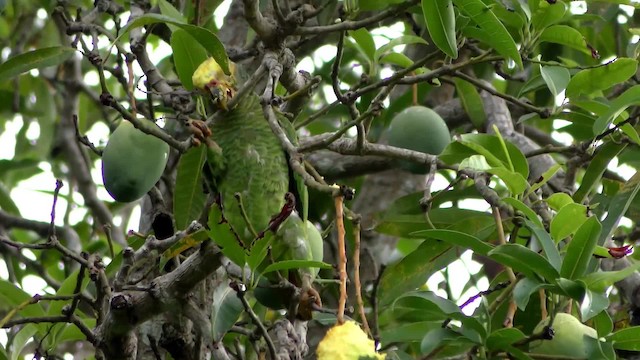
left=101, top=121, right=170, bottom=202
left=529, top=313, right=599, bottom=359
left=386, top=106, right=451, bottom=174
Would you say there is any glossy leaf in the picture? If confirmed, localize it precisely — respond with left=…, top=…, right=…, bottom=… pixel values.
left=171, top=29, right=209, bottom=90
left=525, top=219, right=562, bottom=271
left=539, top=25, right=589, bottom=55
left=377, top=240, right=456, bottom=306
left=409, top=229, right=493, bottom=255
left=260, top=260, right=332, bottom=275
left=546, top=192, right=574, bottom=211
left=606, top=326, right=640, bottom=350
left=420, top=328, right=467, bottom=354
left=593, top=85, right=640, bottom=136
left=486, top=327, right=526, bottom=352
left=531, top=1, right=567, bottom=30
left=599, top=171, right=640, bottom=245
left=567, top=58, right=638, bottom=99
left=550, top=203, right=588, bottom=242
left=440, top=133, right=529, bottom=178
left=114, top=14, right=230, bottom=74
left=0, top=47, right=76, bottom=83
left=488, top=243, right=560, bottom=282
left=582, top=261, right=640, bottom=292
left=454, top=0, right=523, bottom=69
left=208, top=206, right=246, bottom=266
left=561, top=217, right=601, bottom=279
left=540, top=65, right=570, bottom=98
left=454, top=78, right=486, bottom=128
left=174, top=146, right=207, bottom=230
left=211, top=283, right=243, bottom=342
left=580, top=288, right=609, bottom=321
left=422, top=0, right=458, bottom=58
left=503, top=198, right=543, bottom=228
left=393, top=291, right=486, bottom=340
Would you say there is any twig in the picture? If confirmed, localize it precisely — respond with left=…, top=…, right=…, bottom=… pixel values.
left=352, top=218, right=371, bottom=337
left=493, top=207, right=517, bottom=328
left=335, top=195, right=347, bottom=324
left=231, top=282, right=277, bottom=360
left=73, top=115, right=102, bottom=155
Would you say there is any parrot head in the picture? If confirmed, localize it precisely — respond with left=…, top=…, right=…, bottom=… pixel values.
left=192, top=58, right=237, bottom=111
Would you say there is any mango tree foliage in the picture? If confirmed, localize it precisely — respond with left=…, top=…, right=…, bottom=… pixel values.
left=1, top=0, right=640, bottom=359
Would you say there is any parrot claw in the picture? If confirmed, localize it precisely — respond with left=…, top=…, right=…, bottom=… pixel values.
left=187, top=119, right=212, bottom=144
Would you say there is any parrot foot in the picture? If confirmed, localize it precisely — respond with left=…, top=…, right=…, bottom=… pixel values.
left=187, top=118, right=212, bottom=146
left=296, top=287, right=322, bottom=321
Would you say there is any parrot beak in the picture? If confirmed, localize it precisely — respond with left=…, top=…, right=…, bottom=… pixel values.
left=208, top=86, right=229, bottom=111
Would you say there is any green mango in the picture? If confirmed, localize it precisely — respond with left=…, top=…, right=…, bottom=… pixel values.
left=101, top=121, right=169, bottom=202
left=529, top=313, right=599, bottom=359
left=386, top=106, right=451, bottom=174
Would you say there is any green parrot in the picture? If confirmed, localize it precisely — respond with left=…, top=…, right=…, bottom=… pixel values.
left=192, top=58, right=321, bottom=319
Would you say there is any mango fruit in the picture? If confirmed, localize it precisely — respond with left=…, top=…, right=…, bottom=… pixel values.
left=386, top=106, right=451, bottom=174
left=317, top=321, right=385, bottom=360
left=101, top=121, right=170, bottom=202
left=529, top=313, right=599, bottom=359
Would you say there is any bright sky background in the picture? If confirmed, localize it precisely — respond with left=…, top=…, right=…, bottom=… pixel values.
left=0, top=1, right=638, bottom=357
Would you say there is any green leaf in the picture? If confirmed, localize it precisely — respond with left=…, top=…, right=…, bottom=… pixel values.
left=409, top=229, right=493, bottom=255
left=208, top=206, right=246, bottom=266
left=422, top=0, right=458, bottom=58
left=550, top=203, right=588, bottom=242
left=0, top=181, right=20, bottom=215
left=546, top=192, right=574, bottom=211
left=503, top=198, right=543, bottom=228
left=593, top=85, right=640, bottom=136
left=440, top=133, right=529, bottom=178
left=599, top=171, right=640, bottom=245
left=420, top=328, right=467, bottom=354
left=488, top=244, right=560, bottom=282
left=394, top=291, right=486, bottom=341
left=375, top=35, right=429, bottom=61
left=567, top=58, right=638, bottom=99
left=580, top=288, right=609, bottom=321
left=377, top=240, right=456, bottom=306
left=513, top=277, right=543, bottom=310
left=349, top=27, right=376, bottom=70
left=158, top=0, right=186, bottom=23
left=582, top=261, right=640, bottom=292
left=0, top=47, right=76, bottom=83
left=540, top=65, right=570, bottom=98
left=525, top=219, right=562, bottom=272
left=454, top=78, right=486, bottom=128
left=592, top=309, right=614, bottom=337
left=260, top=260, right=331, bottom=274
left=247, top=232, right=273, bottom=272
left=486, top=327, right=526, bottom=352
left=11, top=324, right=38, bottom=360
left=531, top=1, right=567, bottom=30
left=538, top=25, right=589, bottom=55
left=114, top=14, right=229, bottom=74
left=211, top=282, right=243, bottom=342
left=561, top=217, right=601, bottom=279
left=606, top=326, right=640, bottom=350
left=454, top=0, right=523, bottom=69
left=379, top=322, right=440, bottom=344
left=379, top=52, right=415, bottom=68
left=174, top=146, right=207, bottom=230
left=171, top=29, right=209, bottom=90
left=487, top=167, right=529, bottom=195
left=0, top=280, right=45, bottom=320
